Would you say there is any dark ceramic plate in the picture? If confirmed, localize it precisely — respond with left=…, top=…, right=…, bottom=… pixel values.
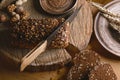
left=94, top=0, right=120, bottom=57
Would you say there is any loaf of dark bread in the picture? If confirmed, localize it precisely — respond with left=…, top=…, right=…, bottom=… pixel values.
left=10, top=18, right=69, bottom=49
left=67, top=50, right=101, bottom=80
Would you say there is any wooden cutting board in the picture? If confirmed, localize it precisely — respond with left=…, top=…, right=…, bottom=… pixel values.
left=0, top=0, right=93, bottom=72
left=0, top=0, right=120, bottom=80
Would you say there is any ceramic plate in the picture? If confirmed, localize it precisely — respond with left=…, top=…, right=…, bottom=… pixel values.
left=94, top=0, right=120, bottom=57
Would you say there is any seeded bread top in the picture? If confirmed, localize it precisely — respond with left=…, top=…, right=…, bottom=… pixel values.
left=67, top=50, right=101, bottom=80
left=89, top=63, right=117, bottom=80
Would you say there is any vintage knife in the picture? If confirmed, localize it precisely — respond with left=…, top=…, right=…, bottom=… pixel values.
left=20, top=5, right=82, bottom=72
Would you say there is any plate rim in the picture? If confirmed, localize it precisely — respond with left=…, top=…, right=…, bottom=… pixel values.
left=94, top=0, right=120, bottom=57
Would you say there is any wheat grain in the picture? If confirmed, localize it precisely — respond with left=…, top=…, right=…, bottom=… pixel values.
left=102, top=13, right=120, bottom=25
left=110, top=22, right=120, bottom=33
left=91, top=2, right=120, bottom=18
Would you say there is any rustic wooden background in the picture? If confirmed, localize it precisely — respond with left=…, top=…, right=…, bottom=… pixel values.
left=0, top=0, right=120, bottom=80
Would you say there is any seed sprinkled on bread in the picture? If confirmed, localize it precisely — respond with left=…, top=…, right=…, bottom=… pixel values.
left=89, top=63, right=117, bottom=80
left=10, top=18, right=69, bottom=49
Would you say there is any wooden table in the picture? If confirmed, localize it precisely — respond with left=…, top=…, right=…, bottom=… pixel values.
left=0, top=0, right=120, bottom=80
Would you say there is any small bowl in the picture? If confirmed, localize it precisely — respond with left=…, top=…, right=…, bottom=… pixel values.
left=94, top=0, right=120, bottom=57
left=39, top=0, right=78, bottom=15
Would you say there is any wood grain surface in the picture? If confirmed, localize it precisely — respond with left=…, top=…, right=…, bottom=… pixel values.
left=0, top=0, right=120, bottom=80
left=0, top=34, right=120, bottom=80
left=0, top=0, right=71, bottom=72
left=0, top=0, right=93, bottom=71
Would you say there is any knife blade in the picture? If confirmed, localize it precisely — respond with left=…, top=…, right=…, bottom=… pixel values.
left=20, top=5, right=82, bottom=72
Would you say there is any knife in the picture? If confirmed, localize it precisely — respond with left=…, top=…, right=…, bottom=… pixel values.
left=20, top=5, right=82, bottom=72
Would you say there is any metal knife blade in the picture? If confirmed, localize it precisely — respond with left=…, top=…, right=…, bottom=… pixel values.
left=20, top=5, right=82, bottom=72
